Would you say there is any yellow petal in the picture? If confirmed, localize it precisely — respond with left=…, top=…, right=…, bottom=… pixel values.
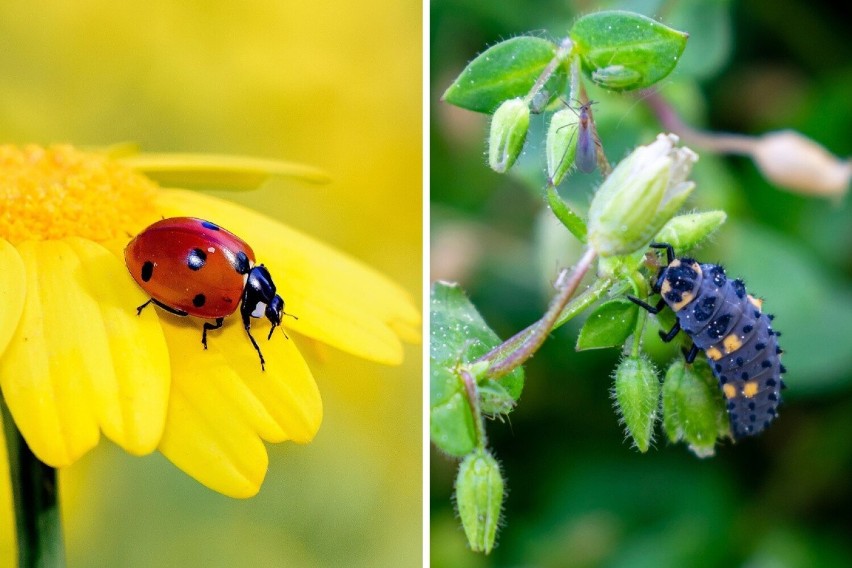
left=154, top=188, right=421, bottom=364
left=0, top=239, right=26, bottom=355
left=119, top=153, right=330, bottom=189
left=0, top=239, right=170, bottom=466
left=156, top=315, right=321, bottom=498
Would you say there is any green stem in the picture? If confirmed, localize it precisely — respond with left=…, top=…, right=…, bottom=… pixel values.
left=545, top=185, right=587, bottom=242
left=523, top=37, right=573, bottom=106
left=1, top=395, right=65, bottom=568
left=459, top=368, right=487, bottom=449
left=476, top=247, right=598, bottom=380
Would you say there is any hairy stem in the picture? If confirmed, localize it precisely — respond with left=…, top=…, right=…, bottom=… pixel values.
left=478, top=247, right=598, bottom=380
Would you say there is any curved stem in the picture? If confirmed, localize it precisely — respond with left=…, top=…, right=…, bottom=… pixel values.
left=642, top=89, right=756, bottom=155
left=459, top=368, right=486, bottom=449
left=477, top=247, right=598, bottom=380
left=1, top=395, right=65, bottom=568
left=523, top=37, right=573, bottom=106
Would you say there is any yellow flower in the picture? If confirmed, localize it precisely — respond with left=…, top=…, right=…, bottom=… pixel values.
left=0, top=144, right=419, bottom=498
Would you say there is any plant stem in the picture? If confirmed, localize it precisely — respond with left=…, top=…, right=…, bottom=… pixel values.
left=523, top=37, right=573, bottom=106
left=459, top=368, right=486, bottom=449
left=1, top=395, right=65, bottom=568
left=478, top=247, right=598, bottom=380
left=642, top=89, right=755, bottom=155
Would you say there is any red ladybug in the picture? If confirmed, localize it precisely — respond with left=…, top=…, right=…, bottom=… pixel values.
left=125, top=217, right=291, bottom=370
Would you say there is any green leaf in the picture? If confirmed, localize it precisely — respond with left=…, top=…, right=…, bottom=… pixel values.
left=430, top=282, right=524, bottom=456
left=570, top=10, right=688, bottom=91
left=442, top=37, right=568, bottom=114
left=576, top=298, right=638, bottom=350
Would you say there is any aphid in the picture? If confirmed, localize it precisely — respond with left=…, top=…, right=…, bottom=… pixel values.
left=573, top=100, right=600, bottom=174
left=628, top=243, right=786, bottom=438
left=125, top=217, right=293, bottom=370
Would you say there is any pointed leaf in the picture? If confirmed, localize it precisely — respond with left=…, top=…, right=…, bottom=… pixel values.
left=571, top=11, right=688, bottom=91
left=577, top=298, right=638, bottom=350
left=443, top=37, right=567, bottom=114
left=430, top=282, right=524, bottom=456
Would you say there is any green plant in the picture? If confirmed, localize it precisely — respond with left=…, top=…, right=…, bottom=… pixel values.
left=430, top=8, right=849, bottom=555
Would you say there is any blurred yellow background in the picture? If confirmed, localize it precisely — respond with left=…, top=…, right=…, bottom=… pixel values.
left=0, top=0, right=422, bottom=565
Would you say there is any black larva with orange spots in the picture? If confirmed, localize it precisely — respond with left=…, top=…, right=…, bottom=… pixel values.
left=629, top=243, right=786, bottom=438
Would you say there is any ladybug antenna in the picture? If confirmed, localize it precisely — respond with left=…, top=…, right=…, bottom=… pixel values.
left=269, top=323, right=289, bottom=341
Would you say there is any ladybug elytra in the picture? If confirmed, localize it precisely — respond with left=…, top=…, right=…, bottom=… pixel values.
left=125, top=217, right=291, bottom=370
left=629, top=243, right=786, bottom=438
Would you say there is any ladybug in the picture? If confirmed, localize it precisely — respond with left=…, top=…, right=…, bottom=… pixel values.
left=125, top=217, right=291, bottom=370
left=628, top=243, right=786, bottom=438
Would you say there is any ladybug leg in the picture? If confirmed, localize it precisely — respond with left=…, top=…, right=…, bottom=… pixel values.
left=136, top=299, right=154, bottom=315
left=628, top=295, right=666, bottom=314
left=201, top=317, right=225, bottom=350
left=650, top=242, right=675, bottom=264
left=658, top=321, right=681, bottom=342
left=682, top=343, right=700, bottom=364
left=241, top=308, right=266, bottom=371
left=137, top=298, right=188, bottom=317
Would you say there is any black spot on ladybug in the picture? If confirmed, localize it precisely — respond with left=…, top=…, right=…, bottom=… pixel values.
left=201, top=221, right=220, bottom=231
left=693, top=296, right=716, bottom=322
left=192, top=293, right=206, bottom=308
left=780, top=364, right=787, bottom=374
left=768, top=314, right=775, bottom=321
left=627, top=244, right=785, bottom=439
left=732, top=279, right=746, bottom=299
left=187, top=248, right=207, bottom=271
left=709, top=265, right=726, bottom=287
left=665, top=291, right=683, bottom=304
left=141, top=261, right=154, bottom=282
left=233, top=251, right=251, bottom=275
left=706, top=313, right=732, bottom=340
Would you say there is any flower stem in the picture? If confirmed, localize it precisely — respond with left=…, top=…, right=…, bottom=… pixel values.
left=1, top=395, right=65, bottom=568
left=459, top=368, right=487, bottom=449
left=477, top=247, right=598, bottom=380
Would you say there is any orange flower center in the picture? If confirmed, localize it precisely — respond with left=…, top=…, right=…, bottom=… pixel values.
left=0, top=144, right=158, bottom=244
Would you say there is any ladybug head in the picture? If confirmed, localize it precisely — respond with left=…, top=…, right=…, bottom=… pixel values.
left=244, top=265, right=295, bottom=339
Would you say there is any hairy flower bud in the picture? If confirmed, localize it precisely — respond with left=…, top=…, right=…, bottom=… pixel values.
left=455, top=449, right=504, bottom=554
left=588, top=133, right=697, bottom=256
left=488, top=98, right=530, bottom=173
left=662, top=359, right=728, bottom=457
left=546, top=108, right=579, bottom=185
left=613, top=355, right=660, bottom=452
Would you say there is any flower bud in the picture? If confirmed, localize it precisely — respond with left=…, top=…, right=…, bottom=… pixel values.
left=591, top=65, right=643, bottom=91
left=455, top=449, right=504, bottom=554
left=488, top=98, right=530, bottom=173
left=546, top=108, right=579, bottom=185
left=662, top=359, right=728, bottom=457
left=751, top=130, right=850, bottom=198
left=613, top=355, right=660, bottom=452
left=654, top=210, right=727, bottom=253
left=588, top=133, right=697, bottom=256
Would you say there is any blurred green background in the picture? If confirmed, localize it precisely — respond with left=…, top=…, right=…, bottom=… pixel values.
left=1, top=0, right=421, bottom=566
left=431, top=0, right=851, bottom=566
